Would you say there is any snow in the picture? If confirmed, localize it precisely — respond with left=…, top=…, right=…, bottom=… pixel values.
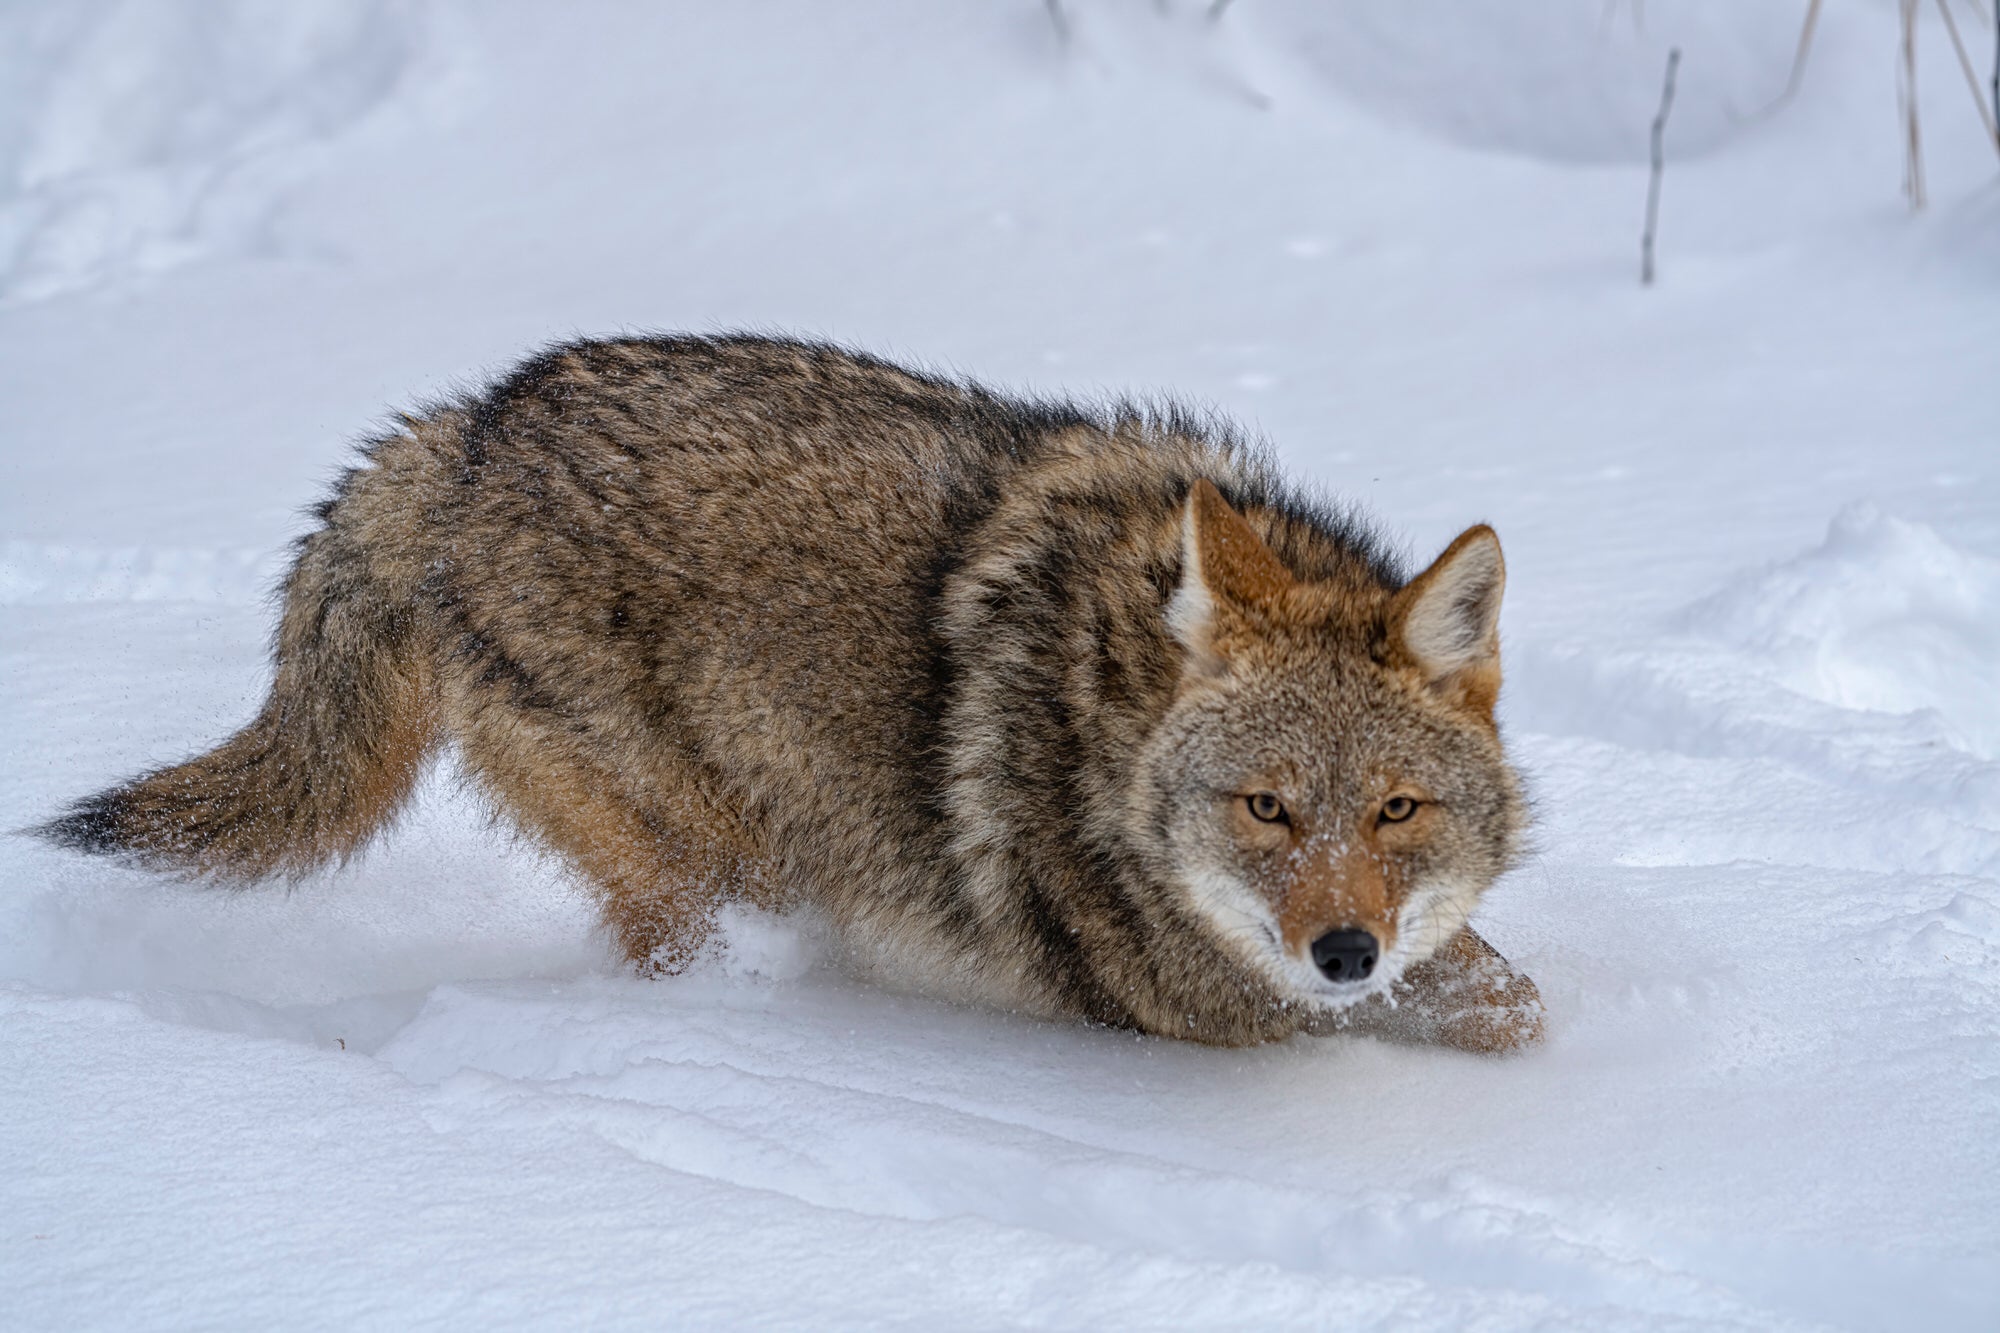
left=2, top=1, right=1997, bottom=1327
left=0, top=0, right=419, bottom=303
left=1686, top=504, right=2000, bottom=758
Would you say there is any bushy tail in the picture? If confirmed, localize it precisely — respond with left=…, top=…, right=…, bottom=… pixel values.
left=38, top=498, right=439, bottom=883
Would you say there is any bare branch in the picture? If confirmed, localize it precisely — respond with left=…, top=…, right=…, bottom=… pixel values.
left=1045, top=0, right=1071, bottom=47
left=1781, top=0, right=1826, bottom=104
left=1642, top=47, right=1681, bottom=286
left=1901, top=0, right=1926, bottom=210
left=1937, top=0, right=2000, bottom=156
left=1748, top=0, right=1822, bottom=124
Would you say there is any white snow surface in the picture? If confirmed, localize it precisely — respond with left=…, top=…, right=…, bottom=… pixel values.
left=4, top=2, right=1998, bottom=1328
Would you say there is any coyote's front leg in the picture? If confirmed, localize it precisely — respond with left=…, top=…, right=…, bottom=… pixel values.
left=1345, top=927, right=1544, bottom=1054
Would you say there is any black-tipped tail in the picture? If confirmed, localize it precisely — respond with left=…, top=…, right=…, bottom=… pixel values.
left=35, top=787, right=142, bottom=859
left=37, top=520, right=437, bottom=883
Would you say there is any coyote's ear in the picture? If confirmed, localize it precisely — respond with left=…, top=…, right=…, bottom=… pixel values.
left=1391, top=525, right=1505, bottom=710
left=1167, top=480, right=1294, bottom=676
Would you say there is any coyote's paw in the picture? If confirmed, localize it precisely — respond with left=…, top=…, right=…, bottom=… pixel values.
left=1431, top=970, right=1545, bottom=1054
left=1388, top=926, right=1546, bottom=1055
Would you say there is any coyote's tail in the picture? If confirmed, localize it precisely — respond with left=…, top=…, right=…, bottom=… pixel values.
left=37, top=445, right=441, bottom=882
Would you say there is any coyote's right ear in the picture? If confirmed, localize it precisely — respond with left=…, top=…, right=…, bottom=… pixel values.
left=1167, top=480, right=1294, bottom=677
left=1390, top=525, right=1505, bottom=714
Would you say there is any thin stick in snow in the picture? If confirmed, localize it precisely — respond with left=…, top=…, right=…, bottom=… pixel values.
left=1778, top=0, right=1825, bottom=106
left=1901, top=0, right=1926, bottom=210
left=1937, top=0, right=2000, bottom=156
left=1642, top=48, right=1681, bottom=287
left=1045, top=0, right=1070, bottom=47
left=1748, top=0, right=1821, bottom=123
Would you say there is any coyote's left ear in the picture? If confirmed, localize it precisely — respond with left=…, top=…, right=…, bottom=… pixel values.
left=1167, top=479, right=1294, bottom=678
left=1390, top=525, right=1505, bottom=713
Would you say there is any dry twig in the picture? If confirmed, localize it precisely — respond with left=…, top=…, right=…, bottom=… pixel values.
left=1901, top=0, right=1926, bottom=209
left=1936, top=0, right=2000, bottom=155
left=1778, top=0, right=1826, bottom=105
left=1642, top=47, right=1682, bottom=285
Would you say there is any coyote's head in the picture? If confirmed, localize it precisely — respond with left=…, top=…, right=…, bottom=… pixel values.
left=1137, top=481, right=1525, bottom=1011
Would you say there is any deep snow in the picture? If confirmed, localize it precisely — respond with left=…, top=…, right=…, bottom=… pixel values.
left=3, top=2, right=1997, bottom=1329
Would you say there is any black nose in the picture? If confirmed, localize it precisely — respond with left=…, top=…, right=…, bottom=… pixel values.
left=1310, top=929, right=1379, bottom=983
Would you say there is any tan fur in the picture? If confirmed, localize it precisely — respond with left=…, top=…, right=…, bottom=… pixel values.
left=41, top=335, right=1540, bottom=1051
left=1274, top=838, right=1395, bottom=963
left=1387, top=523, right=1507, bottom=720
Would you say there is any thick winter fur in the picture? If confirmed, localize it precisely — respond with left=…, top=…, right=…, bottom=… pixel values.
left=40, top=334, right=1541, bottom=1049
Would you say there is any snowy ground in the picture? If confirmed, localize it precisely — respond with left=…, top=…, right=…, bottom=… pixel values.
left=4, top=2, right=1998, bottom=1328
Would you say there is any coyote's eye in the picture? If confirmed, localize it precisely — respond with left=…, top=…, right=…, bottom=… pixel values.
left=1379, top=795, right=1418, bottom=823
left=1246, top=792, right=1288, bottom=824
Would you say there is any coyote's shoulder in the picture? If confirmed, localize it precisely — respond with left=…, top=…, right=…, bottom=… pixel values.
left=43, top=334, right=1541, bottom=1051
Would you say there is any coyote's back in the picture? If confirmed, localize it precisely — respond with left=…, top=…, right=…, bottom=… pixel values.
left=43, top=334, right=1542, bottom=1049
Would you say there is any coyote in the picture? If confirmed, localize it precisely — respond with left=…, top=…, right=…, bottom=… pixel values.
left=41, top=335, right=1541, bottom=1051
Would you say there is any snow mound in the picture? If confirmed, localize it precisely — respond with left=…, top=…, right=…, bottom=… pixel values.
left=0, top=0, right=419, bottom=302
left=1684, top=504, right=2000, bottom=761
left=1251, top=0, right=1804, bottom=164
left=1508, top=508, right=2000, bottom=876
left=1516, top=505, right=2000, bottom=767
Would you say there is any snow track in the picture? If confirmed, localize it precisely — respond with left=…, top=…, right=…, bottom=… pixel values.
left=3, top=1, right=1996, bottom=1328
